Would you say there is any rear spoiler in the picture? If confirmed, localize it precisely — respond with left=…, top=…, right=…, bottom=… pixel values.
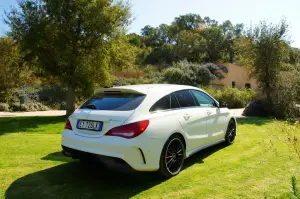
left=95, top=88, right=147, bottom=95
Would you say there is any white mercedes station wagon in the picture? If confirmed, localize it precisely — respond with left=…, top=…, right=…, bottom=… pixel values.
left=62, top=84, right=236, bottom=177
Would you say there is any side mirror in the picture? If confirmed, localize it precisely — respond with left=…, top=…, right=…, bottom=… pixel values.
left=219, top=101, right=227, bottom=108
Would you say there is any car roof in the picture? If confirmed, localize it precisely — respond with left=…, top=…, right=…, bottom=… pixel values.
left=113, top=84, right=202, bottom=94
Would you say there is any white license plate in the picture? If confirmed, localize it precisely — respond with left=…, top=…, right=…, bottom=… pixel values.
left=76, top=120, right=103, bottom=131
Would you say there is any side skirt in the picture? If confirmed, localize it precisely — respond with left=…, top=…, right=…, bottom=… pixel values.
left=186, top=138, right=225, bottom=158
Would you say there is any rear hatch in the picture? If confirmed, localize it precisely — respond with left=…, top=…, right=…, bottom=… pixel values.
left=69, top=88, right=146, bottom=138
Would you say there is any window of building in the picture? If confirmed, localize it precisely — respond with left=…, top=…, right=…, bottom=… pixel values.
left=245, top=83, right=251, bottom=89
left=232, top=81, right=236, bottom=88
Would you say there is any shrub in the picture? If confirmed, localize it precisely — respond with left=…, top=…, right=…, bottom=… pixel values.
left=205, top=87, right=256, bottom=109
left=112, top=77, right=152, bottom=86
left=9, top=103, right=27, bottom=112
left=9, top=102, right=49, bottom=112
left=243, top=99, right=270, bottom=117
left=143, top=65, right=163, bottom=83
left=163, top=60, right=224, bottom=86
left=243, top=71, right=300, bottom=119
left=0, top=103, right=9, bottom=112
left=13, top=86, right=66, bottom=110
left=271, top=73, right=300, bottom=119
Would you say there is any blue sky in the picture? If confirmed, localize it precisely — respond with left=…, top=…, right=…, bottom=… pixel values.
left=1, top=0, right=299, bottom=48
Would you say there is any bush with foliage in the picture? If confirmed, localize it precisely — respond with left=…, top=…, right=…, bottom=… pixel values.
left=9, top=102, right=49, bottom=112
left=205, top=87, right=256, bottom=109
left=0, top=103, right=9, bottom=112
left=143, top=65, right=164, bottom=83
left=13, top=86, right=67, bottom=110
left=271, top=72, right=300, bottom=119
left=163, top=60, right=225, bottom=86
left=243, top=99, right=270, bottom=117
left=112, top=77, right=149, bottom=86
left=244, top=71, right=300, bottom=119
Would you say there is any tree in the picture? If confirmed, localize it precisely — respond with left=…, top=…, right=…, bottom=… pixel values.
left=200, top=26, right=226, bottom=62
left=0, top=37, right=30, bottom=102
left=145, top=44, right=175, bottom=65
left=6, top=0, right=130, bottom=115
left=203, top=17, right=218, bottom=27
left=222, top=21, right=244, bottom=63
left=247, top=20, right=289, bottom=113
left=157, top=24, right=172, bottom=44
left=127, top=33, right=141, bottom=47
left=141, top=24, right=172, bottom=47
left=170, top=14, right=204, bottom=35
left=174, top=30, right=207, bottom=62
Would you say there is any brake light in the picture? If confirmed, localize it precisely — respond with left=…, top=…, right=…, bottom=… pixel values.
left=106, top=120, right=149, bottom=139
left=64, top=119, right=73, bottom=130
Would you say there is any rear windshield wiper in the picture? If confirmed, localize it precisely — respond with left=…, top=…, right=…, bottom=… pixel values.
left=81, top=104, right=97, bottom=109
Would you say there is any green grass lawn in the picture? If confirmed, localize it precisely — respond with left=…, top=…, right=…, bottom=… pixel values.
left=0, top=116, right=299, bottom=199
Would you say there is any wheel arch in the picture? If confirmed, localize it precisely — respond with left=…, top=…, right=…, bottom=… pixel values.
left=170, top=132, right=187, bottom=152
left=230, top=117, right=237, bottom=128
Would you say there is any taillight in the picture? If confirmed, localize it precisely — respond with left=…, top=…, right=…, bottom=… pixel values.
left=64, top=119, right=72, bottom=130
left=106, top=120, right=149, bottom=139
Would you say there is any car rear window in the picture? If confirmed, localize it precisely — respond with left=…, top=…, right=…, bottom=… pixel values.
left=150, top=95, right=170, bottom=112
left=80, top=93, right=146, bottom=111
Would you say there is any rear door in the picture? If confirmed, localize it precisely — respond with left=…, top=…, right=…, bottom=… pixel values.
left=174, top=90, right=209, bottom=151
left=69, top=91, right=146, bottom=138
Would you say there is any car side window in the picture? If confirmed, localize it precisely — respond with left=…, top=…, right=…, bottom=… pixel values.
left=174, top=90, right=197, bottom=108
left=170, top=93, right=180, bottom=109
left=191, top=90, right=217, bottom=108
left=150, top=95, right=170, bottom=112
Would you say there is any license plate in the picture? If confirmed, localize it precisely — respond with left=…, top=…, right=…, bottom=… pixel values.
left=76, top=120, right=103, bottom=131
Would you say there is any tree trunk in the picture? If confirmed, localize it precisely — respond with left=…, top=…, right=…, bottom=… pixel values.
left=265, top=85, right=273, bottom=116
left=66, top=85, right=75, bottom=116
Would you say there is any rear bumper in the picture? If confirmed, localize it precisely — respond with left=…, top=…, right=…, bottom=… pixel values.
left=61, top=130, right=165, bottom=171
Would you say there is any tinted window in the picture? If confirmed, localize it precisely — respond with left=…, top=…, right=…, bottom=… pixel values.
left=171, top=93, right=180, bottom=109
left=191, top=90, right=216, bottom=107
left=80, top=93, right=145, bottom=111
left=174, top=90, right=197, bottom=108
left=150, top=95, right=170, bottom=112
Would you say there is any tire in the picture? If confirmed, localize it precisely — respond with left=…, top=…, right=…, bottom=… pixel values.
left=224, top=119, right=236, bottom=145
left=159, top=135, right=185, bottom=178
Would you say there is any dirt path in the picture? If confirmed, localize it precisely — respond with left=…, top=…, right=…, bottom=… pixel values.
left=0, top=110, right=66, bottom=117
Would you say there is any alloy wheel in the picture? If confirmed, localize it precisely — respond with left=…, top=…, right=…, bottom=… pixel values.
left=165, top=138, right=184, bottom=175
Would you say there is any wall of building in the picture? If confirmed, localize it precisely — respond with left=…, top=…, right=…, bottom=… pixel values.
left=211, top=63, right=259, bottom=91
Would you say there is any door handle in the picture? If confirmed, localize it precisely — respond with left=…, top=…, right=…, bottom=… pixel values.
left=207, top=111, right=212, bottom=116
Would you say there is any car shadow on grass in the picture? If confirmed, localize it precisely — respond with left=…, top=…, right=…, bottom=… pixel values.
left=0, top=116, right=67, bottom=135
left=6, top=144, right=225, bottom=199
left=42, top=152, right=71, bottom=162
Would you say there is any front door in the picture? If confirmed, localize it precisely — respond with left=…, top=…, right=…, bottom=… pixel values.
left=174, top=90, right=209, bottom=151
left=190, top=90, right=224, bottom=143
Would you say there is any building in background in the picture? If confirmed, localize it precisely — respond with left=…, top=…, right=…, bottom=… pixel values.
left=211, top=63, right=259, bottom=91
